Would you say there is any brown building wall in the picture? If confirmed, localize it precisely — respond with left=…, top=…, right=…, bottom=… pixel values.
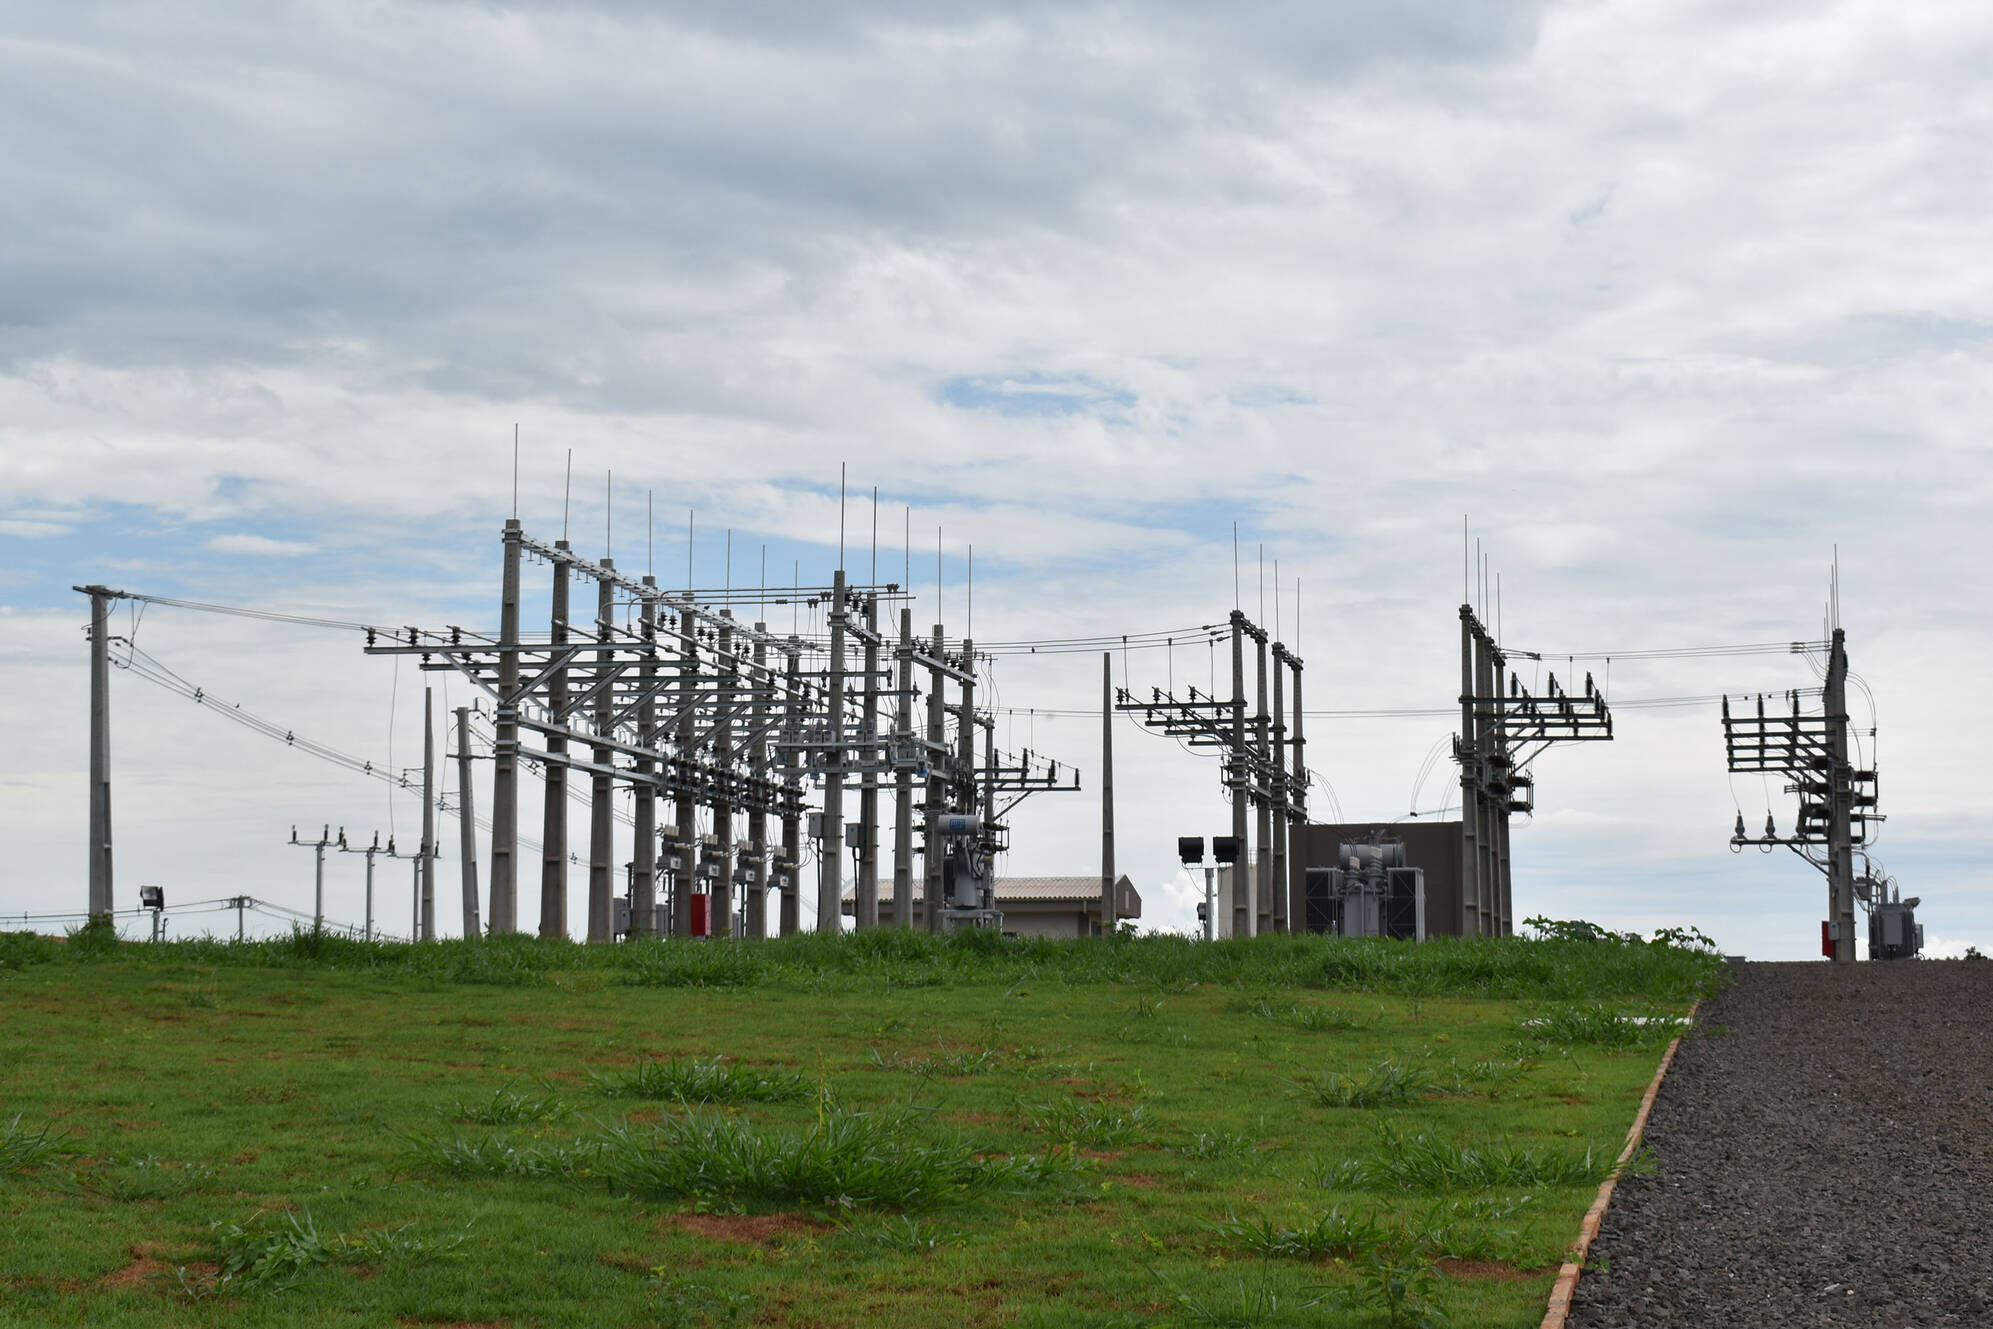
left=1287, top=821, right=1465, bottom=938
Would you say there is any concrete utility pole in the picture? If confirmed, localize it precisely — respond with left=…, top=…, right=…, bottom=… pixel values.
left=1826, top=629, right=1857, bottom=962
left=779, top=641, right=802, bottom=937
left=746, top=625, right=770, bottom=940
left=820, top=570, right=847, bottom=934
left=490, top=519, right=522, bottom=933
left=714, top=610, right=737, bottom=939
left=587, top=563, right=616, bottom=944
left=82, top=585, right=115, bottom=918
left=673, top=604, right=699, bottom=936
left=1458, top=604, right=1481, bottom=937
left=892, top=607, right=914, bottom=927
left=338, top=831, right=385, bottom=941
left=1101, top=651, right=1116, bottom=938
left=420, top=688, right=437, bottom=941
left=631, top=576, right=659, bottom=938
left=856, top=595, right=881, bottom=929
left=455, top=708, right=480, bottom=939
left=1230, top=612, right=1252, bottom=938
left=957, top=635, right=976, bottom=909
left=289, top=824, right=336, bottom=931
left=1253, top=627, right=1272, bottom=934
left=1286, top=644, right=1308, bottom=927
left=540, top=543, right=572, bottom=939
left=925, top=624, right=946, bottom=933
left=1270, top=642, right=1287, bottom=933
left=1722, top=626, right=1875, bottom=962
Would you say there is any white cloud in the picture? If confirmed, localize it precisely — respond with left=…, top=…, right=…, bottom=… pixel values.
left=205, top=533, right=317, bottom=557
left=0, top=519, right=71, bottom=538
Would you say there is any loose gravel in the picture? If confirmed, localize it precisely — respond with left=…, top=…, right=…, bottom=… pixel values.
left=1567, top=959, right=1993, bottom=1327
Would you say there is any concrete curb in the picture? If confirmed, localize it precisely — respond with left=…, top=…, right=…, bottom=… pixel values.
left=1539, top=1001, right=1698, bottom=1329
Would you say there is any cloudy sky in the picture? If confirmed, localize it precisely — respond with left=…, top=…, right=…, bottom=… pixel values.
left=4, top=1, right=1988, bottom=957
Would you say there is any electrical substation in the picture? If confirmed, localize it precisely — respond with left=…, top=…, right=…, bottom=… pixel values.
left=61, top=504, right=1918, bottom=961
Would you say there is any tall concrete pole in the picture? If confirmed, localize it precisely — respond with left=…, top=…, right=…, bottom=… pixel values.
left=892, top=607, right=914, bottom=927
left=924, top=624, right=946, bottom=933
left=779, top=641, right=802, bottom=937
left=1229, top=611, right=1251, bottom=938
left=631, top=577, right=658, bottom=938
left=856, top=595, right=881, bottom=929
left=957, top=636, right=976, bottom=910
left=455, top=707, right=480, bottom=939
left=363, top=845, right=375, bottom=941
left=1482, top=633, right=1498, bottom=936
left=1458, top=605, right=1480, bottom=938
left=1253, top=627, right=1272, bottom=935
left=713, top=610, right=737, bottom=939
left=490, top=520, right=522, bottom=933
left=1100, top=652, right=1116, bottom=938
left=314, top=826, right=327, bottom=931
left=540, top=544, right=572, bottom=939
left=1289, top=651, right=1307, bottom=908
left=586, top=564, right=616, bottom=944
left=1271, top=643, right=1288, bottom=933
left=85, top=586, right=113, bottom=917
left=1827, top=628, right=1857, bottom=963
left=820, top=571, right=847, bottom=933
left=673, top=605, right=699, bottom=937
left=746, top=626, right=770, bottom=940
left=420, top=690, right=436, bottom=941
left=1490, top=643, right=1512, bottom=937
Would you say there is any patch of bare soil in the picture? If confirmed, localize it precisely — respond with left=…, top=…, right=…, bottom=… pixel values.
left=98, top=1244, right=216, bottom=1291
left=663, top=1212, right=833, bottom=1243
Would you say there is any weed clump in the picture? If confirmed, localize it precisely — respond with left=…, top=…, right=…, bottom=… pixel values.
left=1320, top=1122, right=1631, bottom=1193
left=596, top=1055, right=810, bottom=1104
left=0, top=1116, right=78, bottom=1174
left=1024, top=1098, right=1146, bottom=1147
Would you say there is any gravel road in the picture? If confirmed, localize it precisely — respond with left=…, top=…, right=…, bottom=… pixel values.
left=1567, top=959, right=1993, bottom=1328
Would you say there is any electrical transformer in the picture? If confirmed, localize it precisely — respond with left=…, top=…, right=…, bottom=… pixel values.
left=1304, top=832, right=1425, bottom=940
left=1858, top=866, right=1923, bottom=960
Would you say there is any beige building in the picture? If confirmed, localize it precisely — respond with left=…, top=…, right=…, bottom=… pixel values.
left=843, top=875, right=1141, bottom=938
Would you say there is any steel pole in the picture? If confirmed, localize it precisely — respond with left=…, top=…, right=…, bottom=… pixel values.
left=364, top=849, right=375, bottom=942
left=314, top=833, right=326, bottom=931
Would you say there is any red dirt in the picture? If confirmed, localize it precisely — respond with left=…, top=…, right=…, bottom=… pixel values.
left=98, top=1244, right=217, bottom=1291
left=663, top=1212, right=833, bottom=1243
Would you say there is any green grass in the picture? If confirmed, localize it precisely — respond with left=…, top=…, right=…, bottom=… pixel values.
left=0, top=928, right=1719, bottom=1327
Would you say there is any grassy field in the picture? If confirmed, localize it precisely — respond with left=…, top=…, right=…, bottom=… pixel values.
left=0, top=927, right=1721, bottom=1328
